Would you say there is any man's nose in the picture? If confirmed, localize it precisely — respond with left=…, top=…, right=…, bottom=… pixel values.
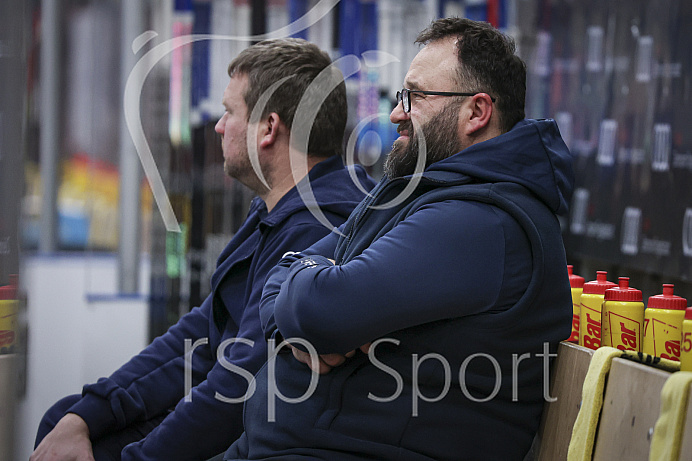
left=214, top=115, right=225, bottom=135
left=390, top=100, right=409, bottom=124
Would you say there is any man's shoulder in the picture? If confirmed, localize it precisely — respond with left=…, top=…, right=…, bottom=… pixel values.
left=308, top=157, right=375, bottom=203
left=266, top=161, right=373, bottom=229
left=270, top=209, right=340, bottom=237
left=414, top=181, right=538, bottom=210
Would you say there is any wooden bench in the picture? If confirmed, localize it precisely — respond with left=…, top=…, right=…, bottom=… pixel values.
left=533, top=341, right=594, bottom=460
left=531, top=341, right=692, bottom=460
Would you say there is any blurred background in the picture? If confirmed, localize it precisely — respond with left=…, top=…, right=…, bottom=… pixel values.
left=0, top=0, right=691, bottom=459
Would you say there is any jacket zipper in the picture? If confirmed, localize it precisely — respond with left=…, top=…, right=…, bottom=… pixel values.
left=341, top=177, right=407, bottom=258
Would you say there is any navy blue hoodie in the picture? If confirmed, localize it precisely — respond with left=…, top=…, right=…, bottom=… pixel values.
left=64, top=156, right=374, bottom=461
left=226, top=119, right=575, bottom=461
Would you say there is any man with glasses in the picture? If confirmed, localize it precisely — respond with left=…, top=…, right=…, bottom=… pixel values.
left=31, top=38, right=374, bottom=461
left=218, top=17, right=575, bottom=461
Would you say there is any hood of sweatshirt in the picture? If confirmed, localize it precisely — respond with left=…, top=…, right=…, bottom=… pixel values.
left=420, top=118, right=574, bottom=215
left=260, top=154, right=375, bottom=227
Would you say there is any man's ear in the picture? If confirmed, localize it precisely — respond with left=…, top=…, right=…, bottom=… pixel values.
left=462, top=93, right=494, bottom=135
left=259, top=112, right=281, bottom=149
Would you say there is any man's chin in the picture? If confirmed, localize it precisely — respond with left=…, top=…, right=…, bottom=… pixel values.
left=392, top=138, right=409, bottom=150
left=223, top=162, right=233, bottom=178
left=384, top=149, right=412, bottom=179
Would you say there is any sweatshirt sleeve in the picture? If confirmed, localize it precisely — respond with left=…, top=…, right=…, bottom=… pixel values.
left=259, top=226, right=342, bottom=340
left=67, top=298, right=215, bottom=440
left=118, top=323, right=262, bottom=460
left=272, top=200, right=511, bottom=354
left=117, top=222, right=341, bottom=460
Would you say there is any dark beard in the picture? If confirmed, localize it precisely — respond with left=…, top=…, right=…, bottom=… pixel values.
left=384, top=102, right=463, bottom=179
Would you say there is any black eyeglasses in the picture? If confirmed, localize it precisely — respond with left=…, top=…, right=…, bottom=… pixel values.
left=395, top=88, right=496, bottom=113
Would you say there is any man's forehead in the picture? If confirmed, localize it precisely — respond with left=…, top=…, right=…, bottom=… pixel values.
left=229, top=73, right=248, bottom=90
left=404, top=39, right=458, bottom=89
left=223, top=74, right=248, bottom=99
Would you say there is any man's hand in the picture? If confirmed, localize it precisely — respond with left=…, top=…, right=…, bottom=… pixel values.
left=30, top=413, right=95, bottom=461
left=290, top=343, right=372, bottom=374
left=288, top=260, right=373, bottom=373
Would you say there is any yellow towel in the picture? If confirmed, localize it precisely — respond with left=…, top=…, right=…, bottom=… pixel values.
left=649, top=371, right=692, bottom=461
left=567, top=346, right=621, bottom=461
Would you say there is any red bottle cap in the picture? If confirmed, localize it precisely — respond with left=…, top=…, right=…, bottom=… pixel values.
left=0, top=275, right=17, bottom=300
left=582, top=271, right=617, bottom=295
left=604, top=277, right=642, bottom=302
left=686, top=307, right=692, bottom=321
left=568, top=265, right=585, bottom=288
left=648, top=284, right=687, bottom=310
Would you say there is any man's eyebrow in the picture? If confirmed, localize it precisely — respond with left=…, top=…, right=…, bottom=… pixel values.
left=405, top=80, right=422, bottom=91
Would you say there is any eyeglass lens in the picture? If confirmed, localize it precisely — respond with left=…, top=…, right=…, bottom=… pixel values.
left=396, top=89, right=410, bottom=113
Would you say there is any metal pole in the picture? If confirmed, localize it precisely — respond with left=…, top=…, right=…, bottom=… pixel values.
left=39, top=0, right=60, bottom=253
left=118, top=0, right=144, bottom=293
left=0, top=2, right=29, bottom=458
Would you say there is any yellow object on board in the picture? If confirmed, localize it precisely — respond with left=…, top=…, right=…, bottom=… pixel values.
left=649, top=371, right=692, bottom=461
left=567, top=346, right=621, bottom=461
left=0, top=300, right=16, bottom=353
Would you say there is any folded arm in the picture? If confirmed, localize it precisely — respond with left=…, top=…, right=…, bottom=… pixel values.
left=259, top=227, right=342, bottom=340
left=68, top=299, right=216, bottom=439
left=270, top=200, right=507, bottom=354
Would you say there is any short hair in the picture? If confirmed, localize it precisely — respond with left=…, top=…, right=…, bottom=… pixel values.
left=416, top=18, right=526, bottom=133
left=228, top=38, right=346, bottom=157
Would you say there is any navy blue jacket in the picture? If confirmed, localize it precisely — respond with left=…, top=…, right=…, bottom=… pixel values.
left=66, top=156, right=374, bottom=461
left=226, top=119, right=575, bottom=460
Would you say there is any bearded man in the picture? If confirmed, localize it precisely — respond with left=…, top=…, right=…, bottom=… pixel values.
left=220, top=17, right=575, bottom=461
